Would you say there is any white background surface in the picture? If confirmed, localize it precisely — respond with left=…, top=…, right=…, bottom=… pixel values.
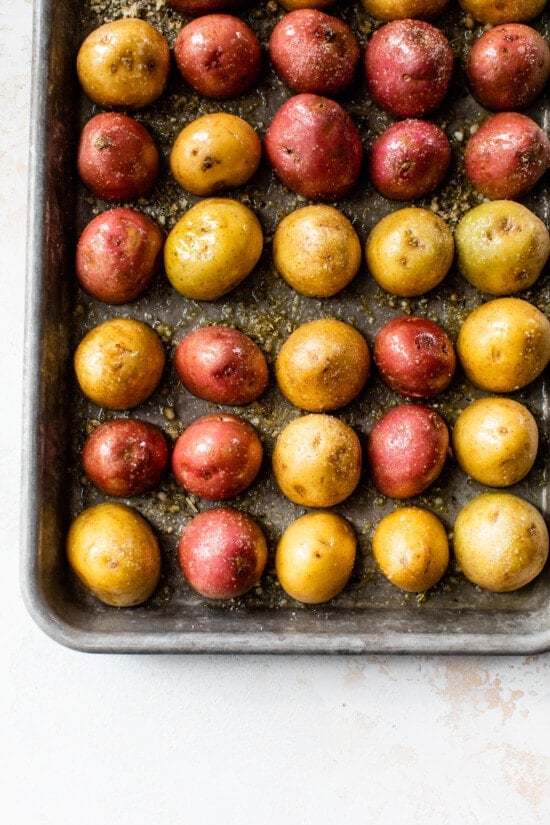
left=2, top=2, right=550, bottom=823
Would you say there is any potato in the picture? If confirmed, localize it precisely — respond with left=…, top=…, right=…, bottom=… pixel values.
left=164, top=198, right=263, bottom=300
left=67, top=502, right=161, bottom=607
left=453, top=493, right=549, bottom=592
left=365, top=207, right=454, bottom=297
left=174, top=14, right=261, bottom=99
left=458, top=0, right=547, bottom=25
left=76, top=208, right=164, bottom=304
left=367, top=404, right=449, bottom=498
left=168, top=0, right=250, bottom=13
left=77, top=113, right=159, bottom=202
left=174, top=326, right=268, bottom=405
left=275, top=318, right=370, bottom=412
left=277, top=0, right=336, bottom=9
left=272, top=414, right=362, bottom=507
left=466, top=24, right=550, bottom=111
left=76, top=18, right=170, bottom=109
left=171, top=413, right=263, bottom=500
left=170, top=113, right=261, bottom=197
left=82, top=418, right=170, bottom=497
left=268, top=9, right=360, bottom=96
left=178, top=507, right=268, bottom=600
left=273, top=205, right=361, bottom=297
left=364, top=19, right=454, bottom=117
left=361, top=0, right=449, bottom=19
left=372, top=507, right=449, bottom=592
left=275, top=512, right=357, bottom=604
left=264, top=94, right=363, bottom=201
left=74, top=318, right=165, bottom=410
left=457, top=297, right=550, bottom=393
left=454, top=200, right=550, bottom=296
left=452, top=397, right=539, bottom=488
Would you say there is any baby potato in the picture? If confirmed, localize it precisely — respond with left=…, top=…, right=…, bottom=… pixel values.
left=452, top=397, right=539, bottom=487
left=361, top=0, right=448, bottom=18
left=365, top=207, right=454, bottom=297
left=372, top=507, right=449, bottom=592
left=275, top=512, right=357, bottom=604
left=453, top=492, right=549, bottom=592
left=272, top=414, right=362, bottom=507
left=455, top=201, right=550, bottom=296
left=170, top=113, right=261, bottom=197
left=67, top=502, right=161, bottom=607
left=74, top=317, right=165, bottom=410
left=164, top=198, right=263, bottom=300
left=458, top=0, right=546, bottom=24
left=273, top=205, right=361, bottom=297
left=457, top=297, right=550, bottom=393
left=77, top=18, right=170, bottom=109
left=275, top=318, right=370, bottom=412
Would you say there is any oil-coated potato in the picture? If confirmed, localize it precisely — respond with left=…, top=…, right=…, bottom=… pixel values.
left=276, top=0, right=335, bottom=9
left=275, top=512, right=357, bottom=604
left=361, top=0, right=448, bottom=19
left=170, top=113, right=261, bottom=197
left=74, top=318, right=165, bottom=410
left=275, top=318, right=370, bottom=412
left=365, top=207, right=454, bottom=297
left=77, top=18, right=170, bottom=109
left=455, top=201, right=550, bottom=296
left=67, top=502, right=161, bottom=607
left=164, top=198, right=263, bottom=300
left=457, top=297, right=550, bottom=393
left=168, top=0, right=250, bottom=14
left=453, top=492, right=549, bottom=592
left=272, top=414, right=362, bottom=507
left=458, top=0, right=547, bottom=24
left=372, top=507, right=449, bottom=592
left=273, top=205, right=361, bottom=297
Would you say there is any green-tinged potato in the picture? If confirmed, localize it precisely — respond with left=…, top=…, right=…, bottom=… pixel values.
left=67, top=502, right=161, bottom=606
left=457, top=297, right=550, bottom=393
left=272, top=414, right=362, bottom=507
left=164, top=198, right=263, bottom=300
left=361, top=0, right=448, bottom=18
left=458, top=0, right=546, bottom=24
left=453, top=492, right=549, bottom=592
left=452, top=397, right=539, bottom=487
left=276, top=512, right=357, bottom=604
left=273, top=205, right=362, bottom=297
left=77, top=18, right=170, bottom=109
left=455, top=201, right=550, bottom=296
left=372, top=507, right=449, bottom=592
left=275, top=318, right=370, bottom=412
left=74, top=318, right=165, bottom=410
left=365, top=207, right=453, bottom=296
left=170, top=113, right=261, bottom=196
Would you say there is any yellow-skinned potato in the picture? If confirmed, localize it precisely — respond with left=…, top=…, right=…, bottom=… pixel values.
left=458, top=0, right=546, bottom=24
left=67, top=502, right=161, bottom=606
left=273, top=204, right=362, bottom=297
left=77, top=18, right=170, bottom=109
left=361, top=0, right=448, bottom=19
left=164, top=198, right=263, bottom=300
left=276, top=512, right=357, bottom=604
left=452, top=397, right=539, bottom=487
left=170, top=113, right=261, bottom=197
left=457, top=297, right=550, bottom=392
left=453, top=493, right=549, bottom=592
left=455, top=201, right=550, bottom=296
left=372, top=507, right=449, bottom=592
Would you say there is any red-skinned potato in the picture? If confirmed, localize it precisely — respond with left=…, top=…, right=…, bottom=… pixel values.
left=178, top=507, right=268, bottom=599
left=264, top=94, right=363, bottom=201
left=172, top=413, right=263, bottom=500
left=77, top=113, right=159, bottom=202
left=365, top=19, right=454, bottom=117
left=76, top=208, right=164, bottom=304
left=367, top=404, right=449, bottom=498
left=464, top=112, right=550, bottom=200
left=175, top=326, right=268, bottom=405
left=373, top=315, right=456, bottom=398
left=174, top=14, right=261, bottom=99
left=268, top=9, right=360, bottom=96
left=368, top=119, right=451, bottom=201
left=466, top=24, right=550, bottom=112
left=82, top=418, right=170, bottom=497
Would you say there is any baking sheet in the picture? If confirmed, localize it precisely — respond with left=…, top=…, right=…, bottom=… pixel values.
left=21, top=0, right=550, bottom=653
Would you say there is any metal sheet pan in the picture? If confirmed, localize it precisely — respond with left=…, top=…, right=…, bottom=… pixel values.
left=21, top=0, right=550, bottom=653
